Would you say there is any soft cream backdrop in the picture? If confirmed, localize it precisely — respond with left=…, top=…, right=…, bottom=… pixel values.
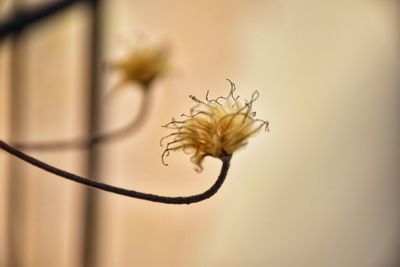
left=0, top=0, right=399, bottom=266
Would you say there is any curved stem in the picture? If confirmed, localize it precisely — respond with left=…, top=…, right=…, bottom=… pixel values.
left=0, top=139, right=232, bottom=204
left=11, top=88, right=152, bottom=151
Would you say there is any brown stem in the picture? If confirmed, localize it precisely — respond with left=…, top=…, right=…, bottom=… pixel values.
left=0, top=139, right=232, bottom=204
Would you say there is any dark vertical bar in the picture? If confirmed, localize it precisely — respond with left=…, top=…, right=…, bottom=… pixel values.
left=6, top=0, right=28, bottom=262
left=82, top=0, right=102, bottom=266
left=7, top=10, right=28, bottom=265
left=7, top=37, right=22, bottom=267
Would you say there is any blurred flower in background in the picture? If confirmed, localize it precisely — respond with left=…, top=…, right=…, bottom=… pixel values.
left=108, top=43, right=169, bottom=89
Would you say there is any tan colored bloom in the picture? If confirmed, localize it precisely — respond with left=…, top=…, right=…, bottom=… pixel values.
left=109, top=44, right=169, bottom=88
left=161, top=80, right=269, bottom=172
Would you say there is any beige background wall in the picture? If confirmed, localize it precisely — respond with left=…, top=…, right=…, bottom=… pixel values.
left=0, top=0, right=399, bottom=266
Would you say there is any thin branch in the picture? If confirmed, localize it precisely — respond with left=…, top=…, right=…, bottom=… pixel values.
left=0, top=139, right=232, bottom=204
left=0, top=0, right=86, bottom=39
left=11, top=88, right=152, bottom=151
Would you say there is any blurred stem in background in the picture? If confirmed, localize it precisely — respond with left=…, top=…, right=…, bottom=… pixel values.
left=10, top=87, right=152, bottom=151
left=0, top=0, right=83, bottom=39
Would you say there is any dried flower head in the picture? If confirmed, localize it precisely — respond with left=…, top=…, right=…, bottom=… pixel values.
left=109, top=44, right=169, bottom=88
left=161, top=80, right=269, bottom=172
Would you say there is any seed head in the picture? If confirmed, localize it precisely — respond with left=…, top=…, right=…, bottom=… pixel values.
left=109, top=44, right=169, bottom=88
left=161, top=80, right=269, bottom=172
